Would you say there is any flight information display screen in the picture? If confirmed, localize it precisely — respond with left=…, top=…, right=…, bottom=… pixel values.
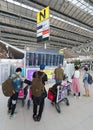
left=26, top=52, right=64, bottom=67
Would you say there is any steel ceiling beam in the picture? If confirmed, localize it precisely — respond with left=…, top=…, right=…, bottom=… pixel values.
left=27, top=0, right=93, bottom=28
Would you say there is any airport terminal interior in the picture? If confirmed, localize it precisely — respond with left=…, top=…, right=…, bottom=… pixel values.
left=0, top=0, right=93, bottom=130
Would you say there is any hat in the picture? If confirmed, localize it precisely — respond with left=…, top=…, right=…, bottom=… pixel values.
left=40, top=64, right=45, bottom=70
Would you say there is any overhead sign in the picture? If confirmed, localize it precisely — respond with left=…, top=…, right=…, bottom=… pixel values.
left=37, top=6, right=49, bottom=23
left=59, top=49, right=64, bottom=54
left=37, top=19, right=49, bottom=33
left=37, top=7, right=50, bottom=43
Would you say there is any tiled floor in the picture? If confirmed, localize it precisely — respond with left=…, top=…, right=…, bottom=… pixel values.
left=0, top=73, right=93, bottom=130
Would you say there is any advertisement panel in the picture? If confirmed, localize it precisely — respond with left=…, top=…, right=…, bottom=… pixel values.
left=26, top=68, right=55, bottom=81
left=44, top=69, right=55, bottom=80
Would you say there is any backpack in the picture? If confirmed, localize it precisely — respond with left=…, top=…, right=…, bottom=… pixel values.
left=87, top=73, right=93, bottom=84
left=55, top=68, right=64, bottom=80
left=2, top=77, right=15, bottom=97
left=31, top=72, right=45, bottom=97
left=2, top=76, right=18, bottom=97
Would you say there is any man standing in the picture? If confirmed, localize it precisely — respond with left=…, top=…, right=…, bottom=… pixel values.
left=54, top=64, right=64, bottom=85
left=31, top=64, right=48, bottom=121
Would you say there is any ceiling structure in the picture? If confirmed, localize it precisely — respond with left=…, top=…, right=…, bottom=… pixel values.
left=0, top=0, right=93, bottom=58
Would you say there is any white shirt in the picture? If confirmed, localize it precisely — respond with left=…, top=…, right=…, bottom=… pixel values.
left=74, top=70, right=80, bottom=78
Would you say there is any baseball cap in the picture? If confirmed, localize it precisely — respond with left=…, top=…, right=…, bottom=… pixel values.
left=40, top=64, right=45, bottom=70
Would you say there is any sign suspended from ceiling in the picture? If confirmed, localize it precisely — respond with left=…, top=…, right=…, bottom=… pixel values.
left=37, top=6, right=50, bottom=43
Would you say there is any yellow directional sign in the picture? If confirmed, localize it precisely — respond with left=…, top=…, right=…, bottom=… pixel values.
left=37, top=6, right=49, bottom=23
left=59, top=49, right=64, bottom=54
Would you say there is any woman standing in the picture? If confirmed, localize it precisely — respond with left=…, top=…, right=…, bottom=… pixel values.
left=71, top=66, right=80, bottom=98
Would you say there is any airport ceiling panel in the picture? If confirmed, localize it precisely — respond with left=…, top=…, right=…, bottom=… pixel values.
left=31, top=11, right=36, bottom=18
left=30, top=0, right=93, bottom=27
left=50, top=17, right=93, bottom=39
left=1, top=0, right=93, bottom=57
left=48, top=0, right=58, bottom=8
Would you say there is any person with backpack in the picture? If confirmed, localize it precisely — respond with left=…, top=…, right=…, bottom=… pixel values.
left=31, top=64, right=48, bottom=121
left=83, top=67, right=90, bottom=97
left=8, top=67, right=24, bottom=118
left=54, top=64, right=64, bottom=85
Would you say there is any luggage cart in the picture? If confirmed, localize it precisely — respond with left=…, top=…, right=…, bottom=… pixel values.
left=63, top=74, right=72, bottom=96
left=63, top=75, right=72, bottom=96
left=7, top=83, right=28, bottom=108
left=18, top=84, right=28, bottom=107
left=67, top=81, right=72, bottom=96
left=48, top=83, right=70, bottom=113
left=27, top=87, right=32, bottom=109
left=55, top=84, right=70, bottom=113
left=7, top=87, right=26, bottom=108
left=18, top=87, right=26, bottom=107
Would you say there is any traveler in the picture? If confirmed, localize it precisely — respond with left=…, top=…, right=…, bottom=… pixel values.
left=31, top=64, right=48, bottom=121
left=71, top=66, right=80, bottom=98
left=8, top=67, right=24, bottom=118
left=54, top=64, right=64, bottom=85
left=83, top=67, right=90, bottom=97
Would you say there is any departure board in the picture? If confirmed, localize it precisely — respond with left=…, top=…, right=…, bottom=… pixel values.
left=26, top=52, right=64, bottom=67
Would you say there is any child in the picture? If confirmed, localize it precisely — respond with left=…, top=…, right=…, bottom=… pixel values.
left=8, top=68, right=25, bottom=118
left=71, top=66, right=80, bottom=98
left=83, top=67, right=90, bottom=97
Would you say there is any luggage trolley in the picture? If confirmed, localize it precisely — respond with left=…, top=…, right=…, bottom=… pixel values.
left=27, top=87, right=32, bottom=109
left=7, top=84, right=28, bottom=108
left=48, top=83, right=70, bottom=113
left=18, top=83, right=28, bottom=107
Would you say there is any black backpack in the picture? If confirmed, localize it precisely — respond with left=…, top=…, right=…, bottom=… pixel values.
left=87, top=73, right=93, bottom=84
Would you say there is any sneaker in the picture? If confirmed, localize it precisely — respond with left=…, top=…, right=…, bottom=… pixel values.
left=8, top=110, right=11, bottom=114
left=33, top=114, right=37, bottom=121
left=14, top=111, right=17, bottom=114
left=37, top=115, right=41, bottom=121
left=9, top=112, right=17, bottom=119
